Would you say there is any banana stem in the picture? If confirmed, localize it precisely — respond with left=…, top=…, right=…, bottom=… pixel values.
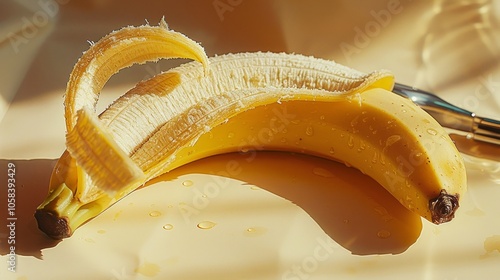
left=429, top=189, right=459, bottom=224
left=35, top=183, right=112, bottom=239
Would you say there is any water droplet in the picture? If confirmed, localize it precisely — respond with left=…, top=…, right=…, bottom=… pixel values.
left=483, top=235, right=500, bottom=255
left=466, top=133, right=474, bottom=139
left=377, top=230, right=391, bottom=239
left=405, top=180, right=412, bottom=189
left=385, top=135, right=401, bottom=147
left=291, top=120, right=300, bottom=125
left=306, top=126, right=314, bottom=136
left=358, top=140, right=366, bottom=151
left=343, top=219, right=350, bottom=224
left=227, top=132, right=235, bottom=138
left=149, top=211, right=162, bottom=217
left=244, top=226, right=267, bottom=237
left=347, top=135, right=355, bottom=148
left=113, top=210, right=123, bottom=221
left=359, top=140, right=366, bottom=150
left=320, top=115, right=326, bottom=120
left=407, top=202, right=415, bottom=210
left=329, top=147, right=335, bottom=154
left=97, top=229, right=106, bottom=234
left=182, top=180, right=194, bottom=187
left=162, top=224, right=174, bottom=230
left=426, top=128, right=438, bottom=135
left=197, top=221, right=216, bottom=229
left=280, top=137, right=287, bottom=143
left=250, top=186, right=261, bottom=190
left=371, top=152, right=378, bottom=164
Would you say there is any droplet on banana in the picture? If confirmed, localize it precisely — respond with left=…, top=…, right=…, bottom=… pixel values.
left=35, top=21, right=466, bottom=239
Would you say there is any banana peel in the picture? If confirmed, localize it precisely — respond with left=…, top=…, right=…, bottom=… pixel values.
left=35, top=21, right=466, bottom=239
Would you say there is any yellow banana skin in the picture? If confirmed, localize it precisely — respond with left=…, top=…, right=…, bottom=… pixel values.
left=179, top=89, right=465, bottom=224
left=35, top=24, right=466, bottom=239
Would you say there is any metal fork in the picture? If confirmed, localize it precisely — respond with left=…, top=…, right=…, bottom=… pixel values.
left=392, top=83, right=500, bottom=161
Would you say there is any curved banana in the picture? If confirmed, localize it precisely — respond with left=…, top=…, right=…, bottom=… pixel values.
left=35, top=23, right=467, bottom=239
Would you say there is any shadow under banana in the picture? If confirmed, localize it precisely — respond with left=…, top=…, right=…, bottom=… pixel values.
left=0, top=151, right=422, bottom=258
left=151, top=151, right=423, bottom=256
left=0, top=159, right=60, bottom=259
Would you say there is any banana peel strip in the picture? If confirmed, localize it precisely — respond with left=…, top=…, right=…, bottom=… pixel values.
left=64, top=18, right=209, bottom=131
left=67, top=107, right=145, bottom=195
left=64, top=20, right=209, bottom=199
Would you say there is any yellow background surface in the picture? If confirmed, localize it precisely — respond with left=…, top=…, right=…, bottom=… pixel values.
left=1, top=0, right=499, bottom=279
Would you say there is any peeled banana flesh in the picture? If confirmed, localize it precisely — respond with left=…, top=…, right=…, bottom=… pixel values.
left=35, top=21, right=467, bottom=239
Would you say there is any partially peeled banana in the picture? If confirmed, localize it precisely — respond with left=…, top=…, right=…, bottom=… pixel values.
left=35, top=20, right=467, bottom=239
